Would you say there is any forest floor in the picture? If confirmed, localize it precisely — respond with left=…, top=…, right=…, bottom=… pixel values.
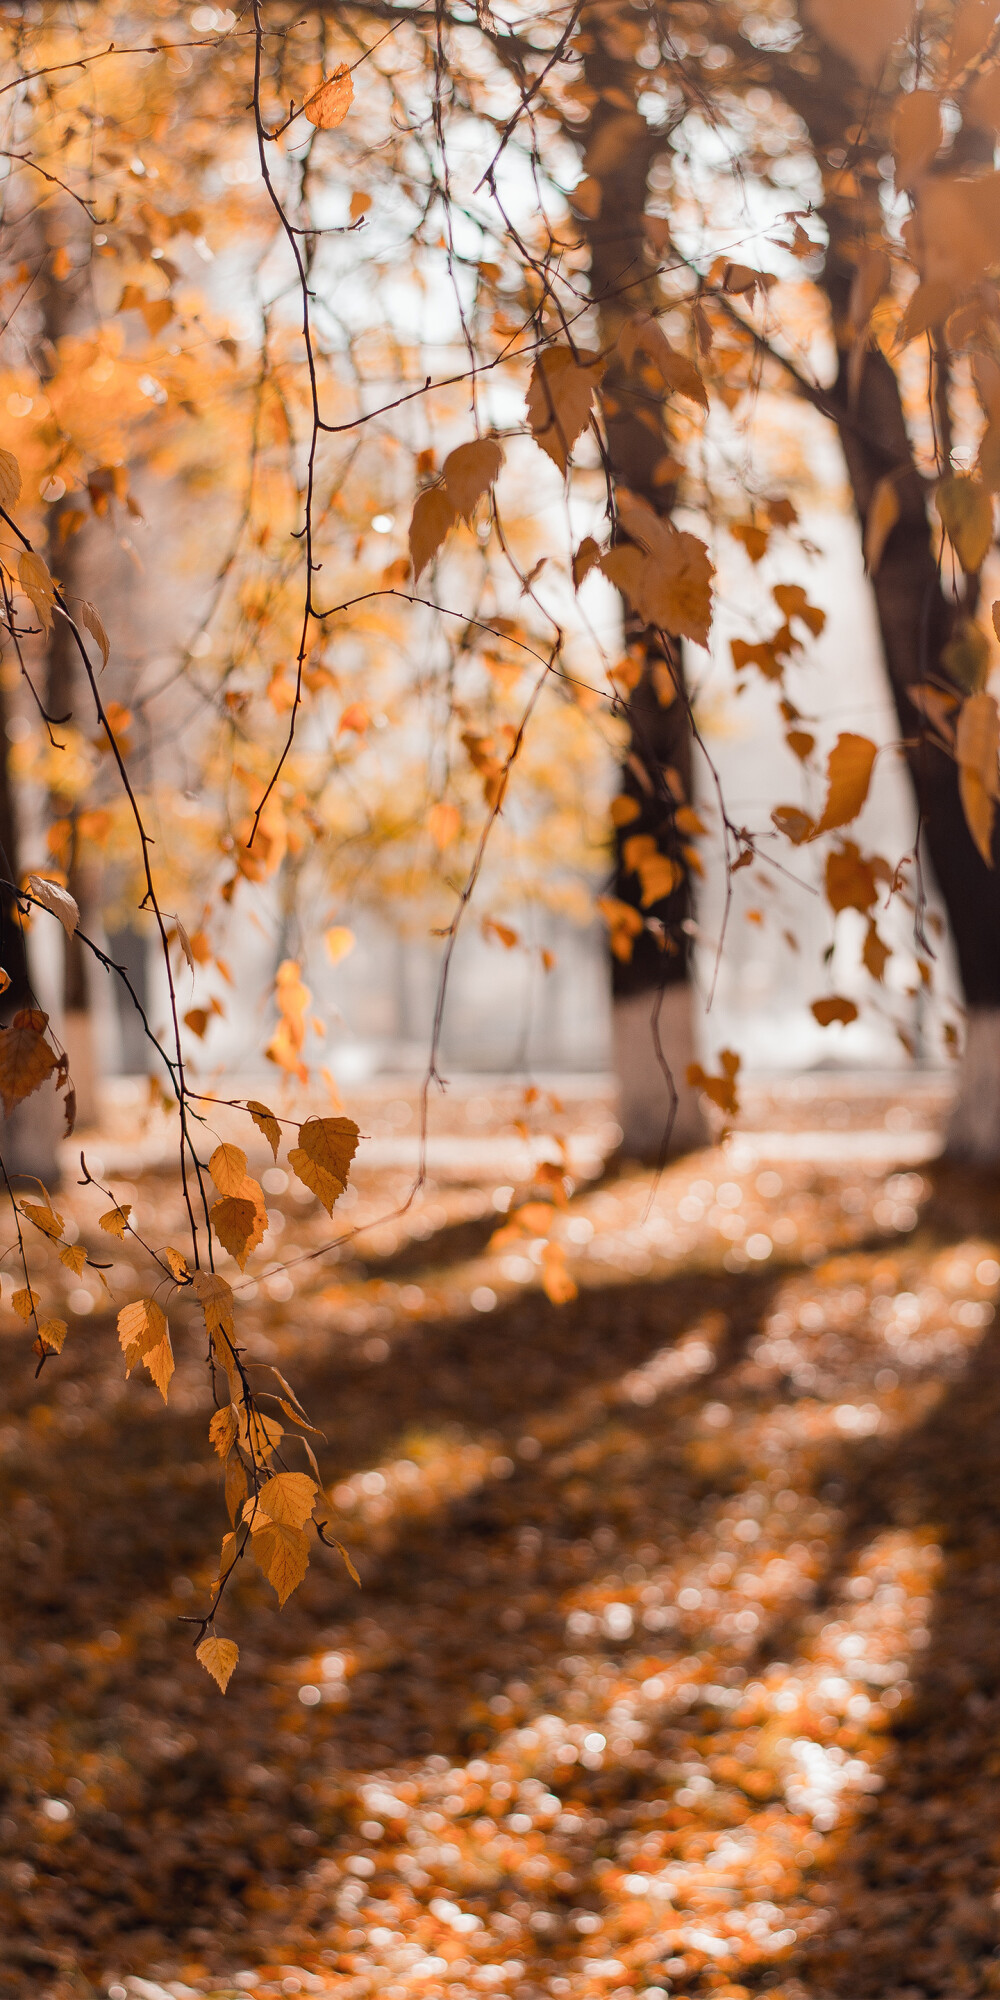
left=2, top=1074, right=1000, bottom=2000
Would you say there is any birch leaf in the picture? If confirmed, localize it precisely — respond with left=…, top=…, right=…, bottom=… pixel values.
left=812, top=734, right=878, bottom=835
left=26, top=874, right=79, bottom=938
left=525, top=346, right=604, bottom=472
left=409, top=485, right=458, bottom=581
left=209, top=1143, right=248, bottom=1196
left=956, top=689, right=1000, bottom=864
left=303, top=65, right=353, bottom=129
left=0, top=448, right=21, bottom=513
left=79, top=600, right=110, bottom=667
left=197, top=1634, right=239, bottom=1693
left=18, top=549, right=57, bottom=631
left=442, top=439, right=503, bottom=522
left=247, top=1098, right=281, bottom=1158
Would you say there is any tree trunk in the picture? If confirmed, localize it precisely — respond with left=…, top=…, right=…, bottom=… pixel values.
left=578, top=10, right=707, bottom=1157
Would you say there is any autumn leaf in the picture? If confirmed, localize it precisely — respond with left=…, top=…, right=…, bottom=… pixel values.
left=20, top=1200, right=63, bottom=1240
left=117, top=1296, right=167, bottom=1367
left=247, top=1099, right=280, bottom=1159
left=409, top=485, right=458, bottom=581
left=209, top=1143, right=248, bottom=1197
left=288, top=1115, right=360, bottom=1212
left=812, top=734, right=878, bottom=836
left=0, top=1012, right=57, bottom=1114
left=893, top=91, right=943, bottom=187
left=11, top=1287, right=38, bottom=1321
left=303, top=65, right=354, bottom=129
left=428, top=801, right=460, bottom=850
left=36, top=1317, right=67, bottom=1354
left=99, top=1204, right=131, bottom=1239
left=687, top=1049, right=741, bottom=1118
left=804, top=0, right=911, bottom=81
left=211, top=1196, right=260, bottom=1269
left=18, top=549, right=57, bottom=631
left=811, top=996, right=860, bottom=1027
left=956, top=690, right=1000, bottom=864
left=937, top=475, right=994, bottom=573
left=251, top=1517, right=310, bottom=1605
left=442, top=438, right=503, bottom=522
left=79, top=601, right=110, bottom=667
left=58, top=1243, right=87, bottom=1277
left=26, top=873, right=79, bottom=938
left=196, top=1634, right=239, bottom=1693
left=164, top=1246, right=189, bottom=1282
left=618, top=317, right=708, bottom=408
left=324, top=925, right=355, bottom=965
left=192, top=1269, right=235, bottom=1340
left=863, top=920, right=892, bottom=982
left=572, top=536, right=602, bottom=588
left=596, top=894, right=644, bottom=963
left=143, top=1334, right=174, bottom=1402
left=826, top=842, right=879, bottom=914
left=772, top=584, right=825, bottom=637
left=0, top=447, right=21, bottom=513
left=225, top=1455, right=248, bottom=1525
left=209, top=1403, right=238, bottom=1460
left=525, top=345, right=604, bottom=472
left=864, top=474, right=901, bottom=574
left=258, top=1471, right=317, bottom=1529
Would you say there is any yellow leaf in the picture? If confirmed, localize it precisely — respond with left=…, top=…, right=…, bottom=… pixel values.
left=596, top=893, right=644, bottom=963
left=604, top=492, right=714, bottom=646
left=211, top=1193, right=263, bottom=1270
left=20, top=1200, right=63, bottom=1240
left=99, top=1204, right=131, bottom=1239
left=209, top=1403, right=238, bottom=1460
left=117, top=1296, right=167, bottom=1369
left=303, top=64, right=354, bottom=129
left=324, top=925, right=355, bottom=966
left=333, top=1538, right=361, bottom=1587
left=956, top=689, right=1000, bottom=863
left=251, top=1517, right=310, bottom=1605
left=288, top=1115, right=360, bottom=1213
left=428, top=801, right=460, bottom=850
left=246, top=1098, right=280, bottom=1159
left=258, top=1471, right=317, bottom=1529
left=610, top=794, right=641, bottom=828
left=541, top=1241, right=577, bottom=1305
left=525, top=345, right=604, bottom=472
left=196, top=1634, right=239, bottom=1693
left=0, top=447, right=21, bottom=513
left=804, top=0, right=911, bottom=80
left=937, top=474, right=994, bottom=573
left=812, top=733, right=878, bottom=835
left=36, top=1317, right=67, bottom=1354
left=864, top=474, right=901, bottom=574
left=225, top=1454, right=248, bottom=1524
left=0, top=1012, right=57, bottom=1114
left=79, top=600, right=110, bottom=668
left=58, top=1243, right=87, bottom=1277
left=442, top=438, right=503, bottom=522
left=192, top=1269, right=235, bottom=1338
left=893, top=91, right=943, bottom=187
left=164, top=1246, right=189, bottom=1282
left=11, top=1287, right=39, bottom=1321
left=143, top=1334, right=174, bottom=1402
left=17, top=549, right=57, bottom=632
left=209, top=1142, right=248, bottom=1196
left=619, top=315, right=708, bottom=408
left=811, top=995, right=860, bottom=1026
left=409, top=484, right=458, bottom=581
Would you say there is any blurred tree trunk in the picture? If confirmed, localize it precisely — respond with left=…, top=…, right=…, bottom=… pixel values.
left=578, top=7, right=707, bottom=1157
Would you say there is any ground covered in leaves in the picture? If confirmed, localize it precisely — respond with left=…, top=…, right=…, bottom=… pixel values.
left=2, top=1078, right=1000, bottom=2000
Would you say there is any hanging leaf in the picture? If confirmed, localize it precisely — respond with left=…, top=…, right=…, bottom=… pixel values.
left=247, top=1098, right=281, bottom=1159
left=525, top=345, right=604, bottom=472
left=442, top=439, right=504, bottom=522
left=864, top=475, right=901, bottom=574
left=602, top=493, right=714, bottom=647
left=17, top=549, right=58, bottom=632
left=826, top=843, right=879, bottom=914
left=196, top=1634, right=239, bottom=1693
left=0, top=1012, right=57, bottom=1114
left=209, top=1403, right=238, bottom=1460
left=258, top=1471, right=317, bottom=1529
left=192, top=1269, right=235, bottom=1339
left=936, top=474, right=994, bottom=573
left=250, top=1517, right=310, bottom=1605
left=211, top=1195, right=260, bottom=1269
left=117, top=1296, right=167, bottom=1367
left=892, top=91, right=943, bottom=188
left=303, top=65, right=354, bottom=129
left=812, top=734, right=878, bottom=835
left=956, top=690, right=1000, bottom=864
left=0, top=448, right=21, bottom=513
left=26, top=874, right=79, bottom=938
left=409, top=485, right=458, bottom=581
left=142, top=1333, right=174, bottom=1401
left=58, top=1243, right=87, bottom=1277
left=687, top=1050, right=741, bottom=1117
left=288, top=1115, right=360, bottom=1212
left=35, top=1317, right=67, bottom=1354
left=804, top=0, right=912, bottom=81
left=79, top=600, right=110, bottom=667
left=863, top=920, right=892, bottom=982
left=20, top=1200, right=63, bottom=1240
left=164, top=1246, right=189, bottom=1282
left=11, top=1287, right=39, bottom=1321
left=618, top=317, right=708, bottom=408
left=208, top=1142, right=248, bottom=1197
left=811, top=995, right=860, bottom=1026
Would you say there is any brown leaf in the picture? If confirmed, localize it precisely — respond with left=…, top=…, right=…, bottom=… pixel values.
left=804, top=0, right=911, bottom=80
left=541, top=1241, right=577, bottom=1306
left=258, top=1471, right=317, bottom=1529
left=211, top=1196, right=259, bottom=1269
left=771, top=804, right=815, bottom=845
left=164, top=1246, right=189, bottom=1282
left=826, top=842, right=879, bottom=914
left=247, top=1098, right=281, bottom=1159
left=863, top=919, right=892, bottom=982
left=936, top=474, right=994, bottom=573
left=812, top=734, right=878, bottom=835
left=79, top=600, right=110, bottom=667
left=442, top=438, right=503, bottom=522
left=603, top=493, right=714, bottom=647
left=772, top=583, right=825, bottom=637
left=303, top=65, right=354, bottom=129
left=409, top=484, right=458, bottom=581
left=572, top=536, right=603, bottom=588
left=209, top=1142, right=248, bottom=1197
left=0, top=1013, right=57, bottom=1114
left=811, top=995, right=860, bottom=1026
left=525, top=345, right=604, bottom=472
left=864, top=474, right=901, bottom=573
left=619, top=317, right=708, bottom=408
left=18, top=549, right=57, bottom=632
left=893, top=91, right=943, bottom=188
left=288, top=1115, right=360, bottom=1213
left=956, top=689, right=1000, bottom=863
left=687, top=1049, right=741, bottom=1118
left=196, top=1634, right=239, bottom=1693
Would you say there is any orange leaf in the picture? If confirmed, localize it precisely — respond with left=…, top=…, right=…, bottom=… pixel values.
left=812, top=734, right=877, bottom=835
left=442, top=438, right=503, bottom=522
left=409, top=485, right=458, bottom=581
left=209, top=1142, right=248, bottom=1197
left=197, top=1634, right=239, bottom=1693
left=525, top=345, right=604, bottom=472
left=247, top=1098, right=280, bottom=1159
left=811, top=996, right=860, bottom=1027
left=288, top=1115, right=360, bottom=1213
left=0, top=1013, right=57, bottom=1114
left=303, top=65, right=354, bottom=129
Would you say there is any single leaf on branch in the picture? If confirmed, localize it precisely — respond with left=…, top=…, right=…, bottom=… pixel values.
left=409, top=485, right=458, bottom=581
left=525, top=345, right=604, bottom=472
left=812, top=734, right=878, bottom=835
left=209, top=1142, right=248, bottom=1197
left=99, top=1203, right=131, bottom=1239
left=196, top=1634, right=239, bottom=1693
left=288, top=1115, right=360, bottom=1212
left=117, top=1296, right=167, bottom=1366
left=17, top=549, right=57, bottom=632
left=211, top=1196, right=260, bottom=1269
left=79, top=600, right=110, bottom=667
left=58, top=1243, right=87, bottom=1277
left=35, top=1317, right=67, bottom=1355
left=20, top=1200, right=63, bottom=1240
left=209, top=1403, right=238, bottom=1460
left=246, top=1099, right=280, bottom=1159
left=26, top=873, right=79, bottom=938
left=956, top=689, right=1000, bottom=864
left=0, top=1011, right=57, bottom=1114
left=303, top=65, right=354, bottom=129
left=11, top=1287, right=39, bottom=1322
left=442, top=439, right=503, bottom=522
